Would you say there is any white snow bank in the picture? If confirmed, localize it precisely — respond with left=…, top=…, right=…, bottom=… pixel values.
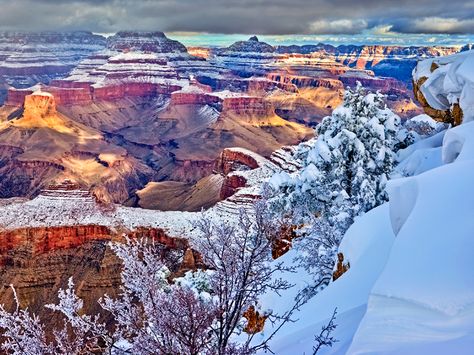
left=265, top=204, right=395, bottom=354
left=410, top=114, right=438, bottom=125
left=268, top=116, right=474, bottom=354
left=394, top=129, right=445, bottom=177
left=348, top=121, right=474, bottom=354
left=442, top=120, right=474, bottom=163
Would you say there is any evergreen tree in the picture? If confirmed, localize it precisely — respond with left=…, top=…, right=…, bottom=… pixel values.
left=269, top=83, right=401, bottom=233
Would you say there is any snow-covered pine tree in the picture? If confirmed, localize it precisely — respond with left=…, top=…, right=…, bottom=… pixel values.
left=269, top=83, right=401, bottom=233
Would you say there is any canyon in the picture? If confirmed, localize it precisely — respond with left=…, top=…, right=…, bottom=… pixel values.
left=0, top=31, right=465, bottom=205
left=0, top=30, right=471, bottom=341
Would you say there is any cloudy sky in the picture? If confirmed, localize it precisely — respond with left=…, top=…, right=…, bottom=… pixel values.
left=0, top=0, right=473, bottom=44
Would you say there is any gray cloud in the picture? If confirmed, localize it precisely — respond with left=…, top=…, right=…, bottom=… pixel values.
left=0, top=0, right=472, bottom=34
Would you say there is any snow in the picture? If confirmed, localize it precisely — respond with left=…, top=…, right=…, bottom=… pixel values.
left=442, top=120, right=474, bottom=163
left=414, top=49, right=474, bottom=122
left=209, top=90, right=251, bottom=99
left=410, top=113, right=438, bottom=125
left=265, top=121, right=474, bottom=353
left=265, top=204, right=395, bottom=354
left=0, top=146, right=291, bottom=239
left=346, top=121, right=474, bottom=354
left=31, top=90, right=53, bottom=97
left=393, top=129, right=446, bottom=177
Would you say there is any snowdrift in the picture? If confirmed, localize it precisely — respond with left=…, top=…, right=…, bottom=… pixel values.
left=414, top=49, right=474, bottom=124
left=268, top=119, right=474, bottom=355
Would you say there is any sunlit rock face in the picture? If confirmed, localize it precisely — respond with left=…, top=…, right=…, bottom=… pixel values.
left=0, top=31, right=443, bottom=205
left=23, top=90, right=57, bottom=118
left=0, top=91, right=155, bottom=202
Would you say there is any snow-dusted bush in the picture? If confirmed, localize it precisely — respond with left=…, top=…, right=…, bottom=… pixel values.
left=100, top=237, right=218, bottom=355
left=192, top=201, right=296, bottom=354
left=0, top=239, right=217, bottom=355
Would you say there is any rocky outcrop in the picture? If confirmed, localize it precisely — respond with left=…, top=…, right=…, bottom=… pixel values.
left=220, top=174, right=247, bottom=199
left=215, top=148, right=260, bottom=175
left=0, top=223, right=193, bottom=324
left=107, top=31, right=187, bottom=53
left=0, top=92, right=155, bottom=203
left=0, top=225, right=111, bottom=261
left=413, top=76, right=455, bottom=124
left=214, top=147, right=270, bottom=201
left=243, top=305, right=267, bottom=334
left=267, top=74, right=343, bottom=90
left=170, top=82, right=219, bottom=105
left=23, top=90, right=57, bottom=117
left=412, top=51, right=474, bottom=126
left=212, top=37, right=280, bottom=77
left=332, top=252, right=350, bottom=281
left=227, top=36, right=275, bottom=53
left=275, top=43, right=460, bottom=85
left=0, top=31, right=105, bottom=103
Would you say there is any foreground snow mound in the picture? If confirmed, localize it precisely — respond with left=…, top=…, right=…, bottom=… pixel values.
left=414, top=49, right=474, bottom=123
left=269, top=121, right=474, bottom=354
left=347, top=121, right=474, bottom=354
left=267, top=204, right=395, bottom=354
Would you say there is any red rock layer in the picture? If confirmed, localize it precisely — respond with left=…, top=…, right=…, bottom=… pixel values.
left=6, top=82, right=184, bottom=106
left=220, top=174, right=247, bottom=199
left=0, top=225, right=188, bottom=260
left=0, top=223, right=193, bottom=327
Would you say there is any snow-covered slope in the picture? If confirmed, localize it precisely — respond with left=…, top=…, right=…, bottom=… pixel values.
left=347, top=120, right=474, bottom=354
left=267, top=118, right=474, bottom=354
left=266, top=204, right=395, bottom=355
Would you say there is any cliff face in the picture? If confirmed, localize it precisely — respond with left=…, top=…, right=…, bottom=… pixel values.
left=222, top=96, right=274, bottom=116
left=275, top=43, right=460, bottom=84
left=216, top=148, right=260, bottom=175
left=0, top=224, right=191, bottom=323
left=267, top=74, right=343, bottom=91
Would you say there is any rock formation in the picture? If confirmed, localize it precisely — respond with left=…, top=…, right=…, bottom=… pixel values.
left=275, top=43, right=460, bottom=85
left=107, top=31, right=187, bottom=53
left=0, top=91, right=155, bottom=202
left=0, top=180, right=201, bottom=325
left=332, top=252, right=350, bottom=281
left=243, top=305, right=267, bottom=334
left=412, top=50, right=473, bottom=125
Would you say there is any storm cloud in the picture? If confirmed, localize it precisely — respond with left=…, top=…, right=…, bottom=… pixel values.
left=0, top=0, right=473, bottom=35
